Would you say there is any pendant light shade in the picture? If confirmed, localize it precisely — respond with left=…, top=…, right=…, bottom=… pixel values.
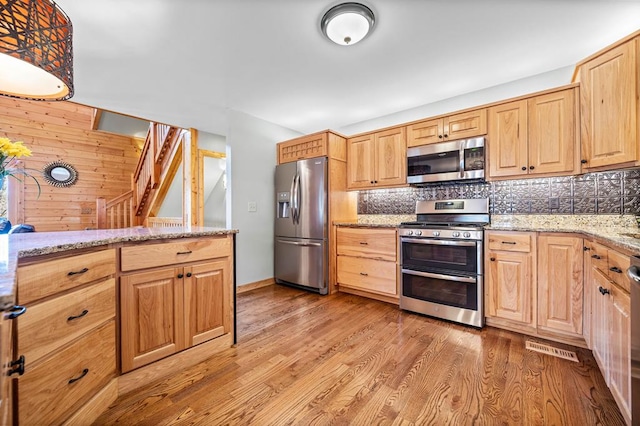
left=0, top=0, right=73, bottom=101
left=321, top=3, right=375, bottom=46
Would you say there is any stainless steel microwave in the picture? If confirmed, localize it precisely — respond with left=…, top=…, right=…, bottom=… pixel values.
left=407, top=137, right=485, bottom=184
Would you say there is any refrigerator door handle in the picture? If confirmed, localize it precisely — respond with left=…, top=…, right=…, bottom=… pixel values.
left=295, top=173, right=301, bottom=225
left=290, top=174, right=297, bottom=225
left=277, top=239, right=322, bottom=247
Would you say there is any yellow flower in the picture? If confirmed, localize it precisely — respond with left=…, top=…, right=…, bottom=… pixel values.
left=0, top=138, right=31, bottom=158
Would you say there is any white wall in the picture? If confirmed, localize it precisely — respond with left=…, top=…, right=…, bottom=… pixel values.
left=226, top=111, right=301, bottom=286
left=336, top=65, right=574, bottom=135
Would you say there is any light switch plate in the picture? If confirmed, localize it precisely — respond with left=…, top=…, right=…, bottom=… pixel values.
left=248, top=201, right=257, bottom=212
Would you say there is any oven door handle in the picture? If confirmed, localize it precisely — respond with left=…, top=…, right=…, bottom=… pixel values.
left=401, top=269, right=476, bottom=283
left=400, top=238, right=477, bottom=247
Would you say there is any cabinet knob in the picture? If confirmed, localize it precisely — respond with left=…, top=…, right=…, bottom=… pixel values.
left=443, top=134, right=448, bottom=138
left=6, top=305, right=26, bottom=320
left=438, top=135, right=443, bottom=139
left=529, top=166, right=535, bottom=170
left=581, top=159, right=587, bottom=164
left=490, top=257, right=496, bottom=261
left=521, top=167, right=527, bottom=171
left=186, top=272, right=192, bottom=278
left=8, top=355, right=25, bottom=376
left=370, top=181, right=374, bottom=184
left=177, top=273, right=184, bottom=279
left=598, top=286, right=611, bottom=295
left=583, top=246, right=590, bottom=251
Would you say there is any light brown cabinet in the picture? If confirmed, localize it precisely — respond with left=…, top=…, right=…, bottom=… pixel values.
left=406, top=108, right=487, bottom=147
left=336, top=227, right=398, bottom=303
left=537, top=235, right=583, bottom=338
left=347, top=127, right=406, bottom=190
left=277, top=132, right=328, bottom=164
left=577, top=35, right=639, bottom=171
left=120, top=236, right=232, bottom=373
left=14, top=248, right=117, bottom=425
left=588, top=242, right=631, bottom=424
left=485, top=231, right=536, bottom=330
left=488, top=87, right=578, bottom=179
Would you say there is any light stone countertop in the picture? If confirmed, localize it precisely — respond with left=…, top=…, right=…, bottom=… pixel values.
left=0, top=227, right=238, bottom=310
left=335, top=214, right=640, bottom=254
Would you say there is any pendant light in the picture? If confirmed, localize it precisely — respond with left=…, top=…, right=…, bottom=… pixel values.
left=0, top=0, right=73, bottom=101
left=321, top=3, right=375, bottom=46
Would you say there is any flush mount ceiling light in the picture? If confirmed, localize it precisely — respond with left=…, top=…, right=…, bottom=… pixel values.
left=0, top=0, right=74, bottom=100
left=321, top=2, right=375, bottom=46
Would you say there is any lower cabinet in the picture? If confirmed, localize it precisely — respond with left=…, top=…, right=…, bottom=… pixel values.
left=485, top=231, right=585, bottom=346
left=589, top=247, right=631, bottom=425
left=120, top=237, right=232, bottom=373
left=336, top=227, right=398, bottom=303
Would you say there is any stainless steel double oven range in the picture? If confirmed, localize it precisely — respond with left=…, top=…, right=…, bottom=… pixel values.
left=399, top=198, right=489, bottom=328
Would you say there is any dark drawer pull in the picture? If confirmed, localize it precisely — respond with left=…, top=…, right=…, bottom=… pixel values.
left=67, top=309, right=89, bottom=321
left=6, top=305, right=27, bottom=320
left=359, top=242, right=368, bottom=245
left=591, top=255, right=601, bottom=259
left=68, top=368, right=89, bottom=384
left=68, top=267, right=89, bottom=276
left=501, top=241, right=516, bottom=245
left=598, top=286, right=611, bottom=296
left=177, top=250, right=193, bottom=255
left=609, top=266, right=623, bottom=274
left=583, top=246, right=590, bottom=251
left=8, top=355, right=25, bottom=376
left=360, top=272, right=368, bottom=276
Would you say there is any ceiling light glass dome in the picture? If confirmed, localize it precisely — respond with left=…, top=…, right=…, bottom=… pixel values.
left=321, top=3, right=375, bottom=46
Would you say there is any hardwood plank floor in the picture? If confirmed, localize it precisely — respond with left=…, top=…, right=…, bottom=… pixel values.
left=94, top=284, right=624, bottom=425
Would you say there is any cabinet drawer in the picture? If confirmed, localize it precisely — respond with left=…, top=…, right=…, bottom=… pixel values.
left=19, top=320, right=115, bottom=426
left=336, top=228, right=397, bottom=262
left=337, top=256, right=397, bottom=296
left=18, top=249, right=115, bottom=305
left=18, top=279, right=115, bottom=365
left=487, top=232, right=532, bottom=252
left=120, top=236, right=231, bottom=271
left=590, top=242, right=609, bottom=274
left=607, top=249, right=630, bottom=293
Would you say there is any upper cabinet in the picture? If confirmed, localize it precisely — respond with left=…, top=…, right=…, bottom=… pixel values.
left=277, top=132, right=328, bottom=164
left=407, top=108, right=487, bottom=147
left=576, top=35, right=639, bottom=171
left=347, top=127, right=406, bottom=190
left=488, top=87, right=578, bottom=179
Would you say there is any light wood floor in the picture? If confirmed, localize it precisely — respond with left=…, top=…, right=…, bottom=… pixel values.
left=95, top=284, right=624, bottom=425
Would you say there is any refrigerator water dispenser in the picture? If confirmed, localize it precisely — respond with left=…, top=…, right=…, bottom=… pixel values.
left=277, top=191, right=291, bottom=218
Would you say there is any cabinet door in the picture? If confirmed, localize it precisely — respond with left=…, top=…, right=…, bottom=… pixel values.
left=184, top=260, right=230, bottom=347
left=592, top=269, right=610, bottom=381
left=528, top=89, right=577, bottom=175
left=580, top=40, right=637, bottom=169
left=609, top=284, right=631, bottom=424
left=120, top=268, right=182, bottom=373
left=406, top=118, right=442, bottom=147
left=488, top=100, right=528, bottom=178
left=347, top=134, right=375, bottom=189
left=444, top=109, right=487, bottom=141
left=537, top=235, right=583, bottom=336
left=374, top=127, right=406, bottom=187
left=486, top=250, right=534, bottom=326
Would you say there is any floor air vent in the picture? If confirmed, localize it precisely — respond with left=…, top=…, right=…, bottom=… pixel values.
left=525, top=341, right=579, bottom=362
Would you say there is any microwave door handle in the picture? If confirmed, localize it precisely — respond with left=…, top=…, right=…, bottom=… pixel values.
left=459, top=141, right=465, bottom=179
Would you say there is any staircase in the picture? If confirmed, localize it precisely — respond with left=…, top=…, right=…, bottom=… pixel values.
left=96, top=122, right=185, bottom=229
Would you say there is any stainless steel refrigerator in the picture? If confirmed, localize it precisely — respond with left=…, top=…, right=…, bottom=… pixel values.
left=274, top=157, right=328, bottom=295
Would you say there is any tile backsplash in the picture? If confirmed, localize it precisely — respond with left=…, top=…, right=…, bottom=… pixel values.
left=358, top=168, right=640, bottom=215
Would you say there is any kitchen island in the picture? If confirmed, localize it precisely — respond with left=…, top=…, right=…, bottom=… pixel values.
left=0, top=226, right=237, bottom=425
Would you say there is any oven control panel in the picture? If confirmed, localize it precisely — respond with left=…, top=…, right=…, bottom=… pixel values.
left=399, top=227, right=483, bottom=240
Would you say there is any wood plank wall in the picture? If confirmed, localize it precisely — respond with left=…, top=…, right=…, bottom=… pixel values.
left=0, top=98, right=141, bottom=231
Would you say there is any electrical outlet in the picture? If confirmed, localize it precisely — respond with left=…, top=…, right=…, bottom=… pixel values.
left=549, top=197, right=560, bottom=209
left=248, top=201, right=257, bottom=212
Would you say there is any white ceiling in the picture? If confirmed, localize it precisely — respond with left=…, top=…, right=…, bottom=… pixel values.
left=57, top=0, right=640, bottom=136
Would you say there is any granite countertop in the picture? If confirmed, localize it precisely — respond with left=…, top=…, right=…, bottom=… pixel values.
left=0, top=226, right=238, bottom=310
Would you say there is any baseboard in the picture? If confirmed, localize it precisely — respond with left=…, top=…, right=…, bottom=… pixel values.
left=237, top=278, right=275, bottom=294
